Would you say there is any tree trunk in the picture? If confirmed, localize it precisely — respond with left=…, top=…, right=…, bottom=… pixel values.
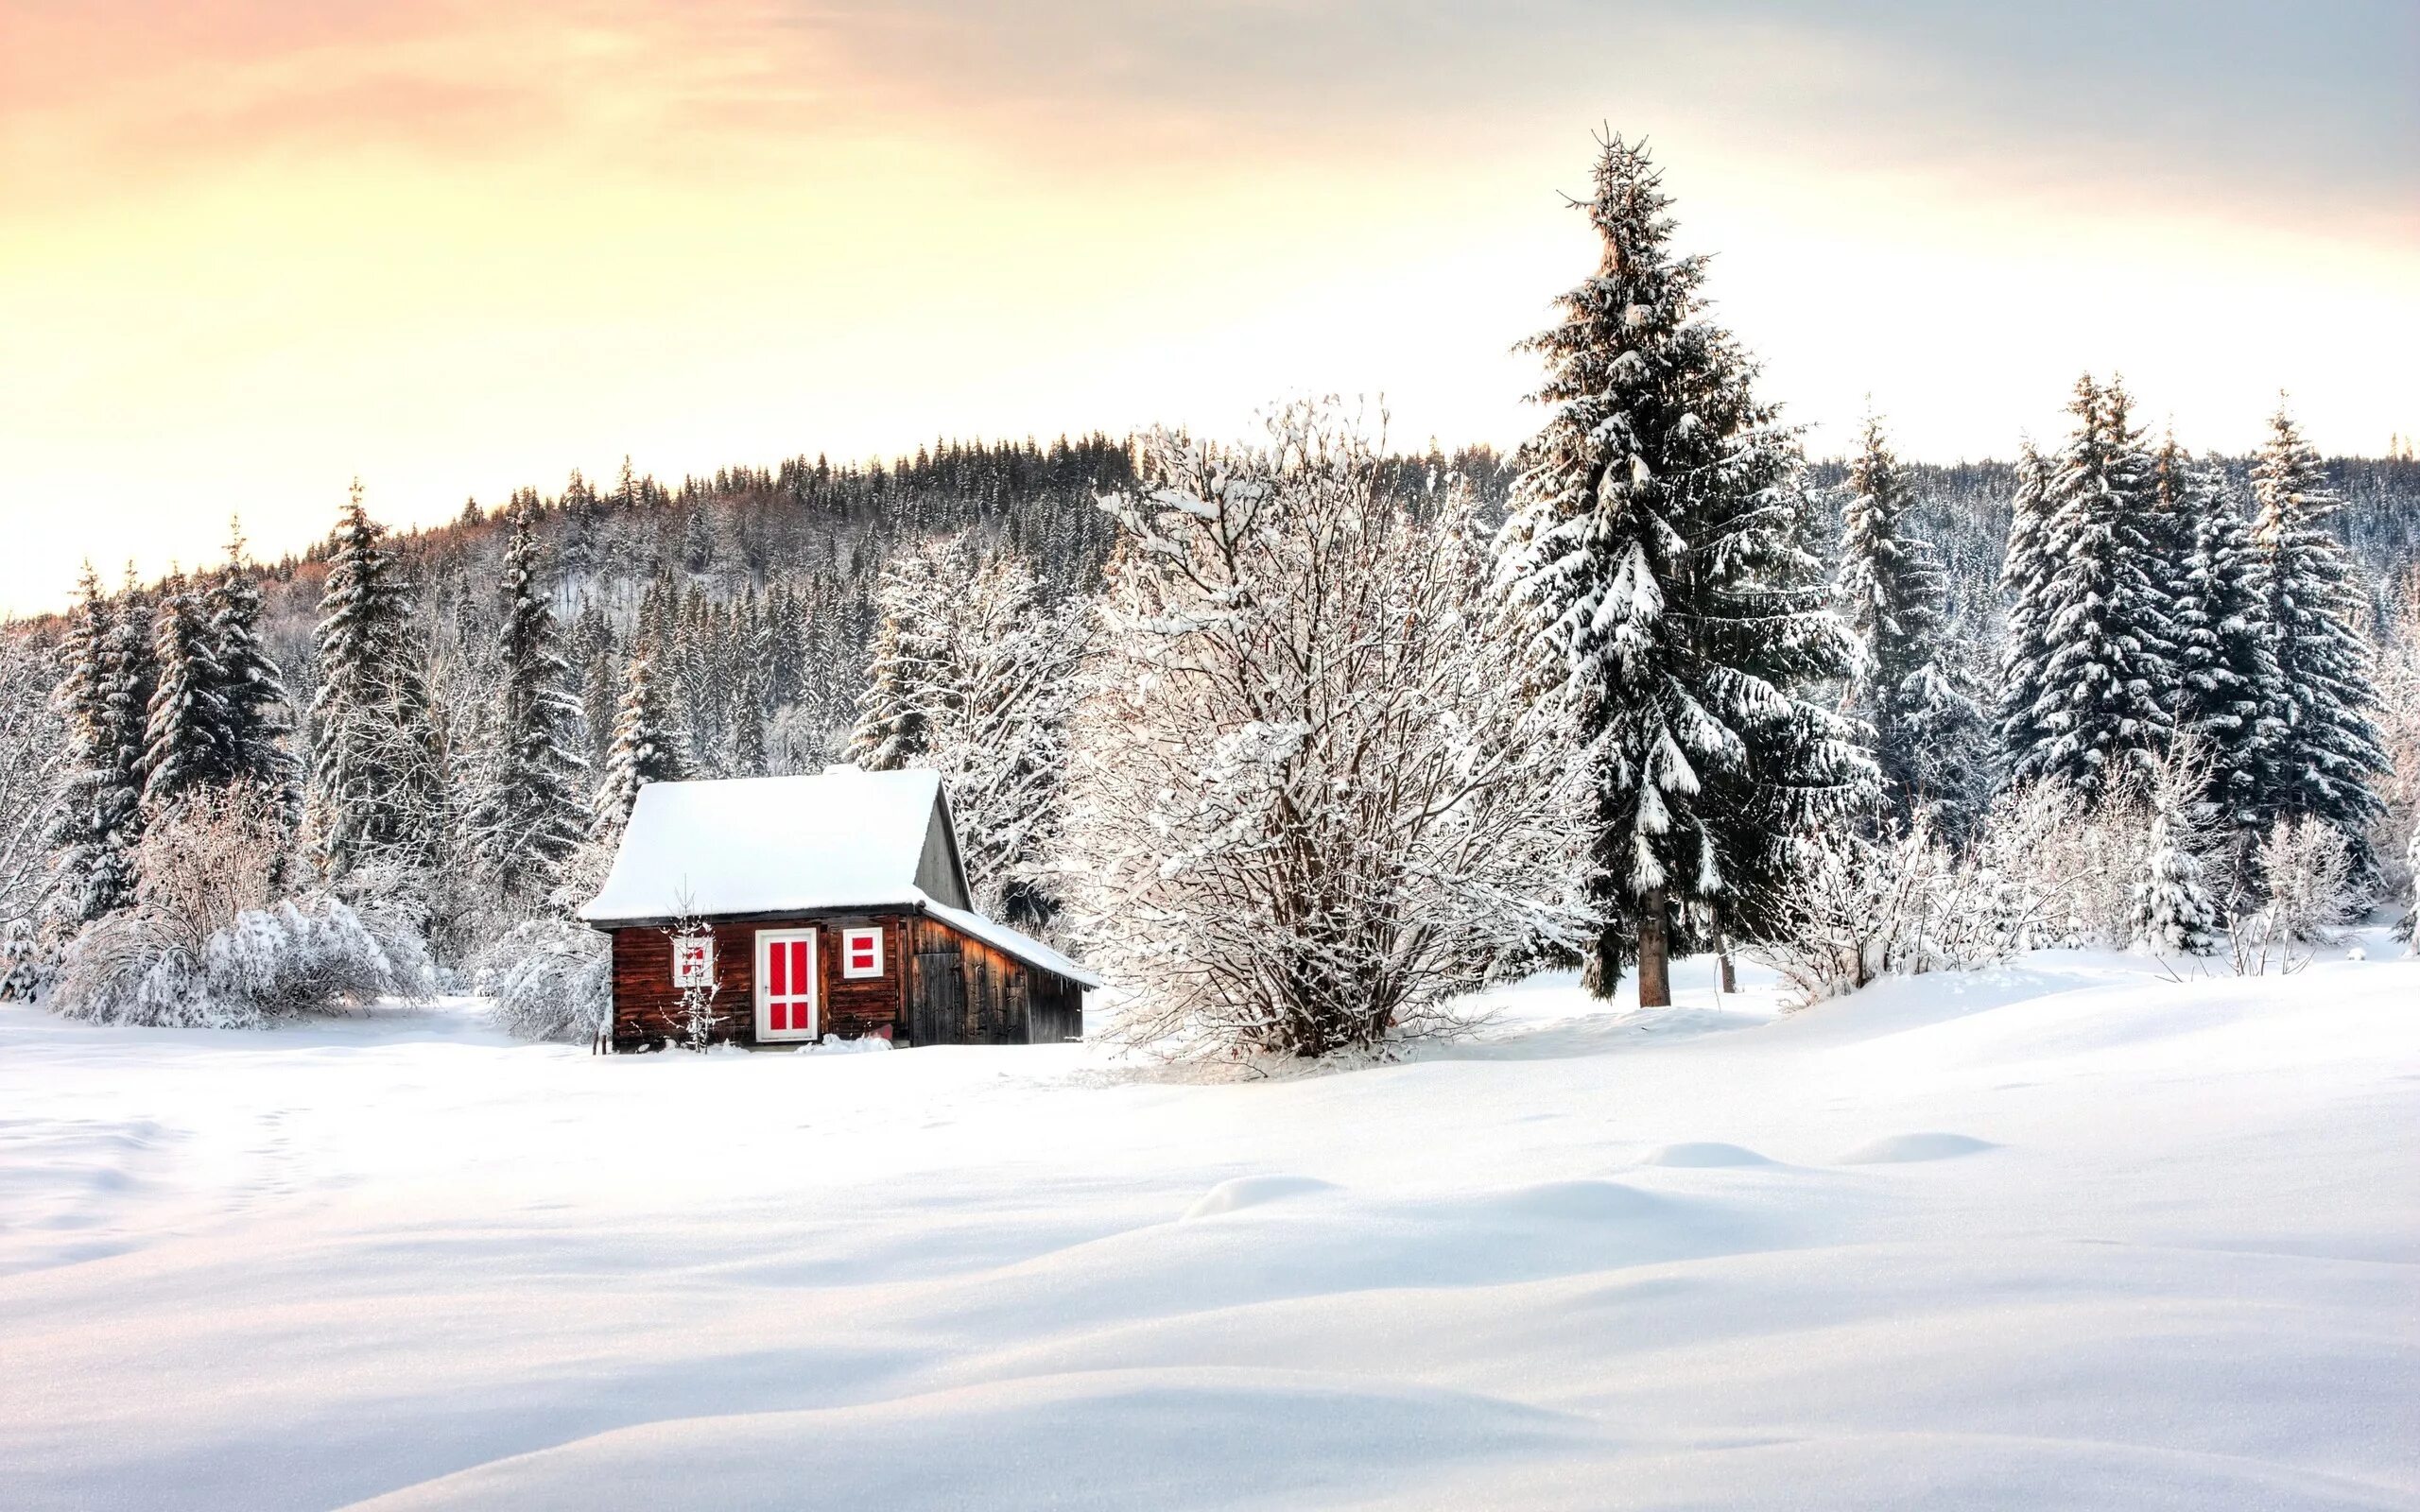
left=1582, top=923, right=1625, bottom=1001
left=1637, top=887, right=1672, bottom=1008
left=1710, top=902, right=1737, bottom=994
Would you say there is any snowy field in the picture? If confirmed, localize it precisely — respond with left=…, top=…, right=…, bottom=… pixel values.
left=2, top=947, right=2414, bottom=1511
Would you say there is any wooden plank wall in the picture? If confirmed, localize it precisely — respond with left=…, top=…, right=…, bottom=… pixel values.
left=609, top=915, right=908, bottom=1051
left=904, top=917, right=1086, bottom=1046
left=610, top=912, right=1083, bottom=1050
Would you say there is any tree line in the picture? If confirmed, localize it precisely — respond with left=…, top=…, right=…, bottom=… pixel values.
left=1, top=132, right=2414, bottom=1048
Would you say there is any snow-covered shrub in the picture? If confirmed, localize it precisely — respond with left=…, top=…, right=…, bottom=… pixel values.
left=2396, top=817, right=2419, bottom=951
left=55, top=896, right=430, bottom=1027
left=2256, top=817, right=2358, bottom=945
left=479, top=918, right=612, bottom=1042
left=126, top=783, right=285, bottom=942
left=1959, top=779, right=2170, bottom=951
left=50, top=783, right=429, bottom=1026
left=1062, top=403, right=1598, bottom=1057
left=2131, top=820, right=2219, bottom=957
left=2128, top=743, right=2221, bottom=957
left=0, top=917, right=41, bottom=1002
left=1758, top=806, right=2066, bottom=1007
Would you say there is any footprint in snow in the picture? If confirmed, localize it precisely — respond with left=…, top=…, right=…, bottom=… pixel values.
left=1837, top=1132, right=1999, bottom=1164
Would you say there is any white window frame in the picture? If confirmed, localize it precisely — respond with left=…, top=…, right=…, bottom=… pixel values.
left=839, top=925, right=885, bottom=980
left=670, top=934, right=715, bottom=989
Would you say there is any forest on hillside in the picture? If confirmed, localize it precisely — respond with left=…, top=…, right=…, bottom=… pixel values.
left=3, top=135, right=2417, bottom=1054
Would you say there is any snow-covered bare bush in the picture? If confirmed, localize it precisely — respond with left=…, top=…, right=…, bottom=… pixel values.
left=1757, top=804, right=2067, bottom=1007
left=2256, top=817, right=2358, bottom=946
left=1757, top=825, right=1944, bottom=1005
left=479, top=919, right=611, bottom=1042
left=1966, top=779, right=2148, bottom=949
left=2396, top=816, right=2419, bottom=951
left=125, top=783, right=286, bottom=945
left=1061, top=403, right=1598, bottom=1057
left=2374, top=569, right=2420, bottom=935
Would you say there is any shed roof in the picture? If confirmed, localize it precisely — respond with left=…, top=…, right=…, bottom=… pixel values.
left=579, top=768, right=1098, bottom=988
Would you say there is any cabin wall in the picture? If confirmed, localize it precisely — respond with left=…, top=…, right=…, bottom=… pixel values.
left=608, top=914, right=908, bottom=1051
left=904, top=918, right=1085, bottom=1046
left=609, top=911, right=1083, bottom=1051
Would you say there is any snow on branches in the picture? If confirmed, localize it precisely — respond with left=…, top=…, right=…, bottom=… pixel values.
left=1495, top=132, right=1875, bottom=1000
left=847, top=533, right=1088, bottom=930
left=1061, top=402, right=1597, bottom=1057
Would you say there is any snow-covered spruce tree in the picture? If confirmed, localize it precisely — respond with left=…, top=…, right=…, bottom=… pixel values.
left=46, top=567, right=155, bottom=930
left=2246, top=403, right=2388, bottom=868
left=1993, top=439, right=2057, bottom=782
left=205, top=522, right=296, bottom=813
left=140, top=571, right=232, bottom=812
left=0, top=634, right=64, bottom=999
left=730, top=656, right=769, bottom=778
left=2164, top=448, right=2281, bottom=850
left=589, top=643, right=687, bottom=840
left=1494, top=134, right=1874, bottom=1005
left=306, top=484, right=448, bottom=890
left=2128, top=745, right=2220, bottom=957
left=845, top=549, right=946, bottom=772
left=1062, top=404, right=1598, bottom=1057
left=848, top=533, right=1088, bottom=928
left=2005, top=375, right=2174, bottom=799
left=463, top=509, right=588, bottom=909
left=1833, top=409, right=1984, bottom=829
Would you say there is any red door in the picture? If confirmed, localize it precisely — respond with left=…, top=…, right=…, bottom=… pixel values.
left=755, top=930, right=819, bottom=1041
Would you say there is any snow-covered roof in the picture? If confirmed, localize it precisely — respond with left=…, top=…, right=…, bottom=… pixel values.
left=922, top=897, right=1102, bottom=989
left=580, top=769, right=1097, bottom=988
left=582, top=768, right=950, bottom=923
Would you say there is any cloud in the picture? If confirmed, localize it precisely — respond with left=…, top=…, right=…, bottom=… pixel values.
left=0, top=0, right=2411, bottom=613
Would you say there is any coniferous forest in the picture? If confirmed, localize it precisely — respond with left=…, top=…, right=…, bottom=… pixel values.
left=4, top=138, right=2418, bottom=1051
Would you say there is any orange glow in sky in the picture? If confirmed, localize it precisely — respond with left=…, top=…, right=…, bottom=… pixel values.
left=3, top=0, right=2413, bottom=612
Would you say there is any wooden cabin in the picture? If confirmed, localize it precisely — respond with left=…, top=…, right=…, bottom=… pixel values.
left=579, top=768, right=1098, bottom=1052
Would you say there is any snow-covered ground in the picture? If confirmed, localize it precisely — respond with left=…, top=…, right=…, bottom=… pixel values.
left=2, top=946, right=2413, bottom=1511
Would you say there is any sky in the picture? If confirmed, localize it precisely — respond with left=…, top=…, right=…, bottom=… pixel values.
left=1, top=0, right=2413, bottom=614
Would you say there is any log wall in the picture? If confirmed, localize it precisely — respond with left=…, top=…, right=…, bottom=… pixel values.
left=608, top=911, right=1083, bottom=1051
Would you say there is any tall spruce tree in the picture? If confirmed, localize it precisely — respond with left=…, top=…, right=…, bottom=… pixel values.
left=845, top=547, right=945, bottom=769
left=466, top=509, right=589, bottom=906
left=45, top=566, right=151, bottom=926
left=307, top=483, right=447, bottom=885
left=1495, top=134, right=1875, bottom=1005
left=2165, top=450, right=2280, bottom=840
left=140, top=570, right=231, bottom=810
left=206, top=521, right=295, bottom=811
left=1994, top=438, right=2056, bottom=782
left=2246, top=402, right=2388, bottom=858
left=1834, top=410, right=1979, bottom=826
left=2004, top=375, right=2174, bottom=799
left=590, top=644, right=687, bottom=839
